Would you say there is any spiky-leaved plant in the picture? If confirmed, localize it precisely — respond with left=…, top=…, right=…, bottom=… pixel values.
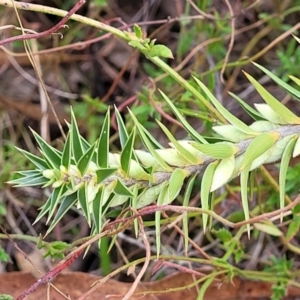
left=9, top=60, right=300, bottom=239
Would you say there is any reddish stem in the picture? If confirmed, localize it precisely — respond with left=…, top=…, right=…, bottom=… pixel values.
left=0, top=0, right=86, bottom=47
left=16, top=247, right=84, bottom=300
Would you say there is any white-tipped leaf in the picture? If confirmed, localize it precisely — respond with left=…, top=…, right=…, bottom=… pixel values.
left=212, top=125, right=255, bottom=142
left=254, top=103, right=289, bottom=125
left=201, top=161, right=218, bottom=231
left=211, top=156, right=235, bottom=191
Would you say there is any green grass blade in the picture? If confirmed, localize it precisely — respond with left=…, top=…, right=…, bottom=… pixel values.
left=228, top=92, right=264, bottom=120
left=129, top=110, right=172, bottom=171
left=240, top=166, right=251, bottom=237
left=244, top=71, right=300, bottom=124
left=182, top=174, right=196, bottom=253
left=159, top=90, right=208, bottom=144
left=155, top=183, right=168, bottom=256
left=193, top=76, right=258, bottom=135
left=253, top=62, right=300, bottom=101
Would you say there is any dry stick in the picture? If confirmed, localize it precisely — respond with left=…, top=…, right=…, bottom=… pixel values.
left=220, top=0, right=235, bottom=84
left=14, top=223, right=130, bottom=300
left=0, top=225, right=43, bottom=276
left=0, top=0, right=86, bottom=47
left=119, top=213, right=151, bottom=300
left=234, top=195, right=300, bottom=228
left=1, top=0, right=87, bottom=140
left=15, top=247, right=84, bottom=300
left=162, top=211, right=211, bottom=260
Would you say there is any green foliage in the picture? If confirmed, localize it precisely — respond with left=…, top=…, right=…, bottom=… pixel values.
left=264, top=256, right=293, bottom=300
left=0, top=247, right=10, bottom=263
left=9, top=60, right=300, bottom=242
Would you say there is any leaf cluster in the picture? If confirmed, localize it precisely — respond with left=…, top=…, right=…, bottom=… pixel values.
left=9, top=59, right=300, bottom=239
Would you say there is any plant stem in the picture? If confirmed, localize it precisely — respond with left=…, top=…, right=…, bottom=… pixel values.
left=0, top=0, right=226, bottom=122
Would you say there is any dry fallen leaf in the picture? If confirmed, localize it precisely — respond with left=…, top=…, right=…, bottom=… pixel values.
left=0, top=271, right=300, bottom=300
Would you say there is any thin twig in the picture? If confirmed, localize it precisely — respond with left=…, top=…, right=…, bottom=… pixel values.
left=0, top=0, right=86, bottom=46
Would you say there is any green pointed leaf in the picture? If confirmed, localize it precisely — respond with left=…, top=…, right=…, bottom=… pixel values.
left=93, top=189, right=103, bottom=233
left=190, top=142, right=237, bottom=159
left=228, top=92, right=264, bottom=120
left=78, top=141, right=97, bottom=175
left=110, top=194, right=130, bottom=207
left=115, top=107, right=129, bottom=149
left=17, top=170, right=41, bottom=176
left=156, top=148, right=192, bottom=167
left=47, top=185, right=66, bottom=224
left=286, top=218, right=300, bottom=241
left=293, top=34, right=300, bottom=44
left=97, top=110, right=110, bottom=168
left=201, top=161, right=218, bottom=231
left=96, top=168, right=117, bottom=184
left=279, top=137, right=296, bottom=217
left=211, top=156, right=235, bottom=191
left=61, top=131, right=72, bottom=168
left=183, top=174, right=196, bottom=252
left=244, top=71, right=300, bottom=124
left=128, top=41, right=146, bottom=51
left=212, top=125, right=254, bottom=142
left=289, top=75, right=300, bottom=88
left=157, top=120, right=198, bottom=164
left=71, top=108, right=84, bottom=162
left=120, top=128, right=136, bottom=174
left=254, top=104, right=289, bottom=124
left=240, top=166, right=251, bottom=236
left=133, top=24, right=143, bottom=39
left=129, top=110, right=172, bottom=170
left=252, top=62, right=300, bottom=102
left=45, top=192, right=77, bottom=236
left=253, top=221, right=282, bottom=236
left=31, top=130, right=61, bottom=168
left=15, top=147, right=49, bottom=169
left=167, top=169, right=188, bottom=203
left=148, top=44, right=174, bottom=59
left=159, top=90, right=208, bottom=144
left=240, top=132, right=279, bottom=171
left=137, top=182, right=165, bottom=208
left=292, top=136, right=300, bottom=157
left=156, top=183, right=168, bottom=256
left=131, top=184, right=139, bottom=237
left=33, top=198, right=52, bottom=225
left=10, top=175, right=48, bottom=187
left=193, top=76, right=258, bottom=135
left=140, top=125, right=164, bottom=149
left=212, top=228, right=232, bottom=243
left=114, top=179, right=134, bottom=197
left=78, top=185, right=91, bottom=226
